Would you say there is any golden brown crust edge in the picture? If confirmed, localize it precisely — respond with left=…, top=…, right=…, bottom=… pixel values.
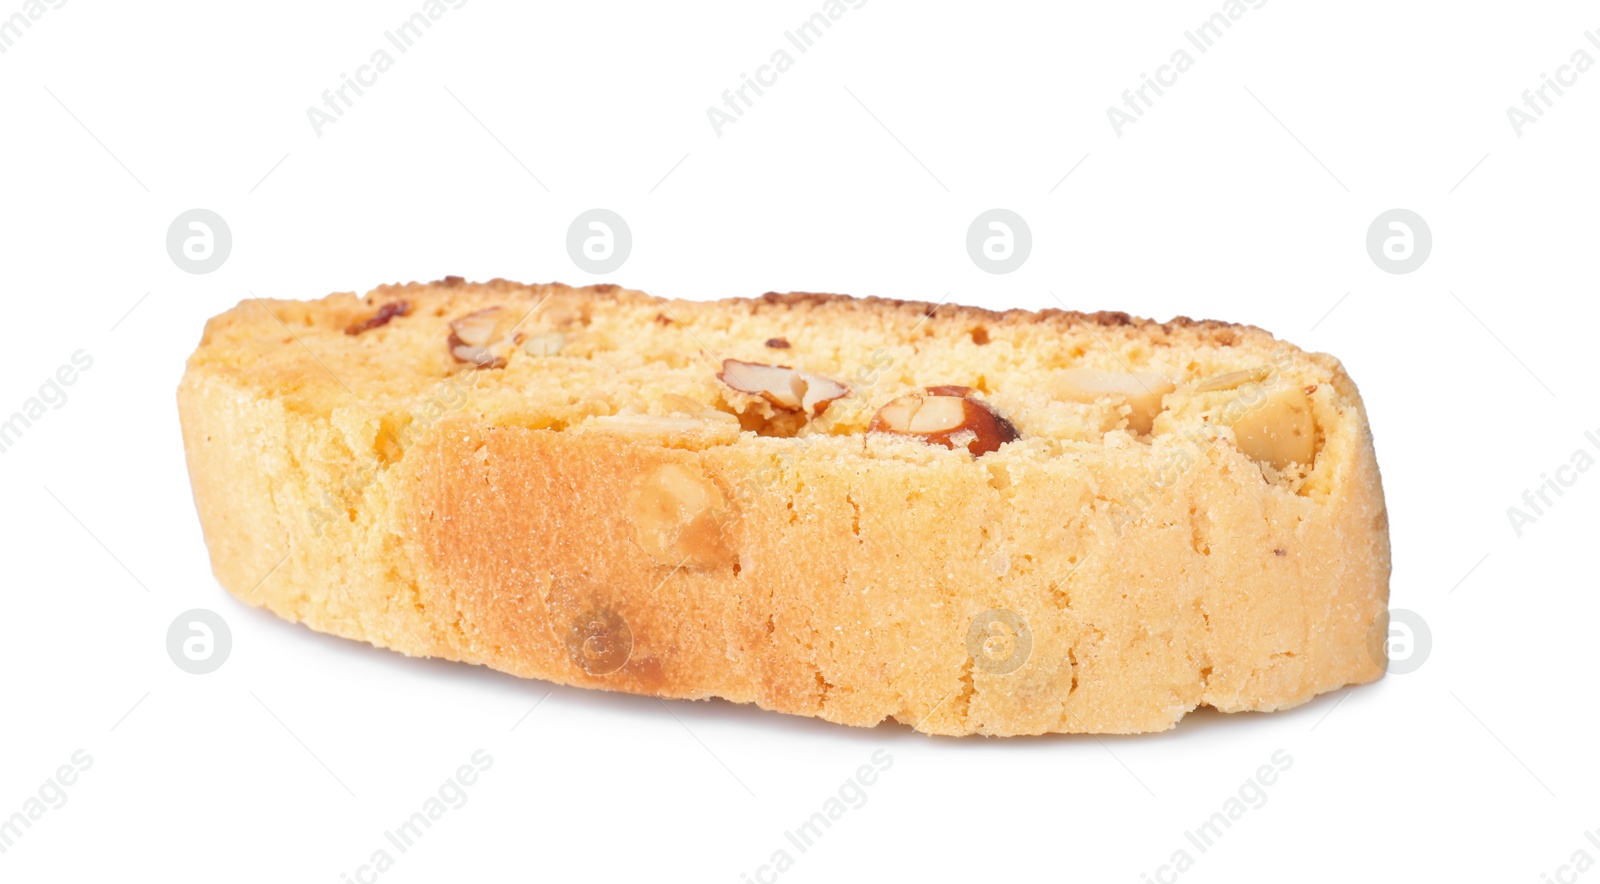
left=178, top=279, right=1391, bottom=736
left=403, top=275, right=1270, bottom=340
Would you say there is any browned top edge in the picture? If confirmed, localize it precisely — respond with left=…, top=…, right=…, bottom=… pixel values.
left=366, top=276, right=1273, bottom=343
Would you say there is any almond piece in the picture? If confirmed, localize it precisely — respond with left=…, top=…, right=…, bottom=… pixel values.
left=627, top=463, right=736, bottom=568
left=660, top=393, right=740, bottom=425
left=1053, top=368, right=1175, bottom=434
left=717, top=359, right=849, bottom=416
left=519, top=332, right=566, bottom=357
left=1224, top=385, right=1316, bottom=469
left=448, top=306, right=519, bottom=369
left=869, top=388, right=1019, bottom=457
left=1194, top=367, right=1269, bottom=393
left=345, top=300, right=411, bottom=335
left=798, top=373, right=851, bottom=415
left=449, top=306, right=509, bottom=346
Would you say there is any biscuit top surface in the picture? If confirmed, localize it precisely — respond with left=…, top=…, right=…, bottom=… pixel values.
left=186, top=277, right=1360, bottom=490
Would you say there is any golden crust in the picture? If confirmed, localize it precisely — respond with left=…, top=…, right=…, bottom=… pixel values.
left=178, top=278, right=1391, bottom=735
left=389, top=275, right=1264, bottom=339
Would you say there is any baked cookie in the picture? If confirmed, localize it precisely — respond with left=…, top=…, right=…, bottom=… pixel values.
left=177, top=278, right=1391, bottom=735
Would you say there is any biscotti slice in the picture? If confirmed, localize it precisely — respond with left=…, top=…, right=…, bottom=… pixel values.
left=177, top=277, right=1391, bottom=736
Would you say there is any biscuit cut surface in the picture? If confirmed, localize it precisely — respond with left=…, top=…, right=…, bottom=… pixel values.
left=178, top=277, right=1391, bottom=735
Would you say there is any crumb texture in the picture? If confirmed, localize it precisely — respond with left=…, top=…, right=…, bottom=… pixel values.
left=178, top=278, right=1391, bottom=735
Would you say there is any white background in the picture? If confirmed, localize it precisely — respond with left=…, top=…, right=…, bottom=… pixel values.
left=2, top=1, right=1597, bottom=881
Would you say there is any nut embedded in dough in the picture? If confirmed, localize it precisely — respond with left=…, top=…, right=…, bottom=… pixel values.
left=1052, top=368, right=1175, bottom=434
left=627, top=462, right=736, bottom=568
left=176, top=278, right=1391, bottom=736
left=869, top=387, right=1019, bottom=457
left=716, top=359, right=849, bottom=416
left=1225, top=385, right=1316, bottom=469
left=448, top=306, right=519, bottom=368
